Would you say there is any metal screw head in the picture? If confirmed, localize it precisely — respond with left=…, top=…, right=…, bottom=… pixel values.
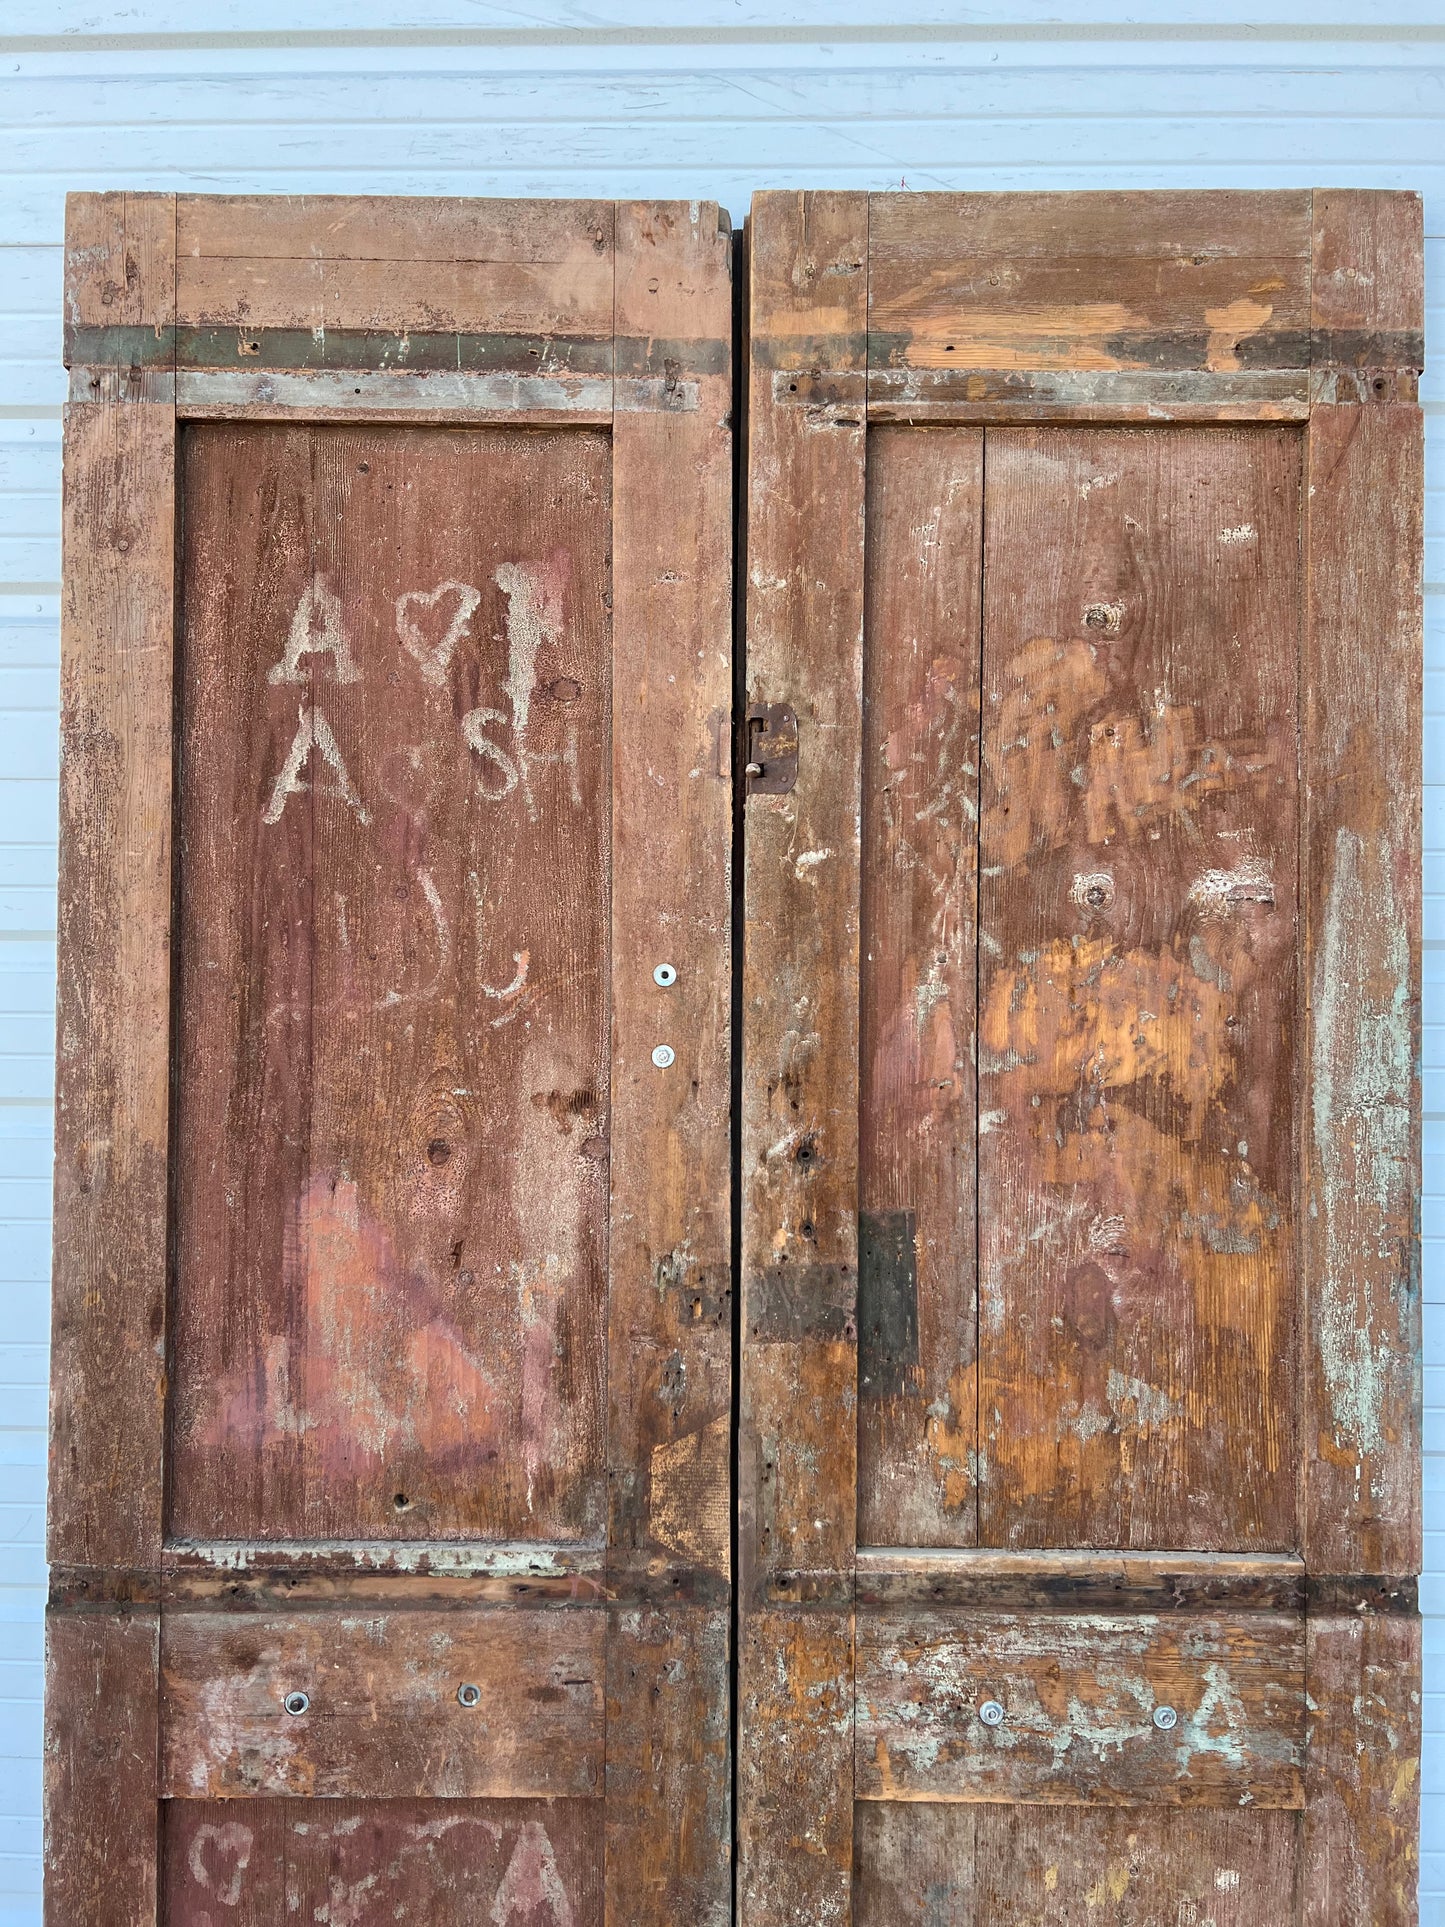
left=978, top=1700, right=1006, bottom=1728
left=1153, top=1704, right=1178, bottom=1731
left=653, top=963, right=678, bottom=988
left=457, top=1683, right=481, bottom=1709
left=651, top=1044, right=675, bottom=1068
left=283, top=1691, right=310, bottom=1717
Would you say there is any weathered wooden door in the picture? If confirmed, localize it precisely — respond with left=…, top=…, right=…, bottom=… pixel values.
left=739, top=190, right=1423, bottom=1923
left=48, top=193, right=733, bottom=1925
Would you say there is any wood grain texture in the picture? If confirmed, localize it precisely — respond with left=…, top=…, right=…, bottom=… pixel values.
left=857, top=425, right=982, bottom=1549
left=854, top=1801, right=1298, bottom=1923
left=854, top=1549, right=1306, bottom=1614
left=163, top=1797, right=602, bottom=1924
left=51, top=394, right=176, bottom=1570
left=64, top=190, right=175, bottom=338
left=856, top=1610, right=1304, bottom=1807
left=1301, top=399, right=1423, bottom=1579
left=1312, top=189, right=1425, bottom=389
left=44, top=1608, right=159, bottom=1927
left=607, top=201, right=733, bottom=1582
left=160, top=1607, right=604, bottom=1800
left=868, top=192, right=1312, bottom=374
left=605, top=1606, right=730, bottom=1927
left=170, top=421, right=612, bottom=1546
left=604, top=200, right=734, bottom=1927
left=1302, top=1611, right=1420, bottom=1927
left=738, top=188, right=868, bottom=1927
left=176, top=195, right=615, bottom=337
left=977, top=424, right=1302, bottom=1552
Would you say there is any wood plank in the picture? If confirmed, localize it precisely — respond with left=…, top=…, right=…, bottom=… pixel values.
left=868, top=192, right=1311, bottom=373
left=604, top=199, right=734, bottom=1927
left=44, top=1608, right=159, bottom=1927
left=1301, top=1611, right=1419, bottom=1926
left=738, top=188, right=869, bottom=1927
left=856, top=1610, right=1304, bottom=1808
left=858, top=425, right=982, bottom=1547
left=64, top=190, right=175, bottom=341
left=51, top=394, right=176, bottom=1571
left=169, top=422, right=613, bottom=1546
left=1312, top=189, right=1425, bottom=390
left=163, top=1797, right=602, bottom=1924
left=976, top=424, right=1302, bottom=1552
left=854, top=1549, right=1305, bottom=1613
left=176, top=196, right=614, bottom=337
left=605, top=1606, right=730, bottom=1926
left=160, top=1607, right=604, bottom=1800
left=1301, top=403, right=1423, bottom=1579
left=607, top=201, right=733, bottom=1582
left=855, top=1801, right=1298, bottom=1923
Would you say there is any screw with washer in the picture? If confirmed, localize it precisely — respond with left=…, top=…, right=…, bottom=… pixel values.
left=978, top=1700, right=1006, bottom=1728
left=457, top=1683, right=482, bottom=1709
left=652, top=1044, right=675, bottom=1068
left=1153, top=1705, right=1178, bottom=1730
left=653, top=963, right=678, bottom=987
left=283, top=1691, right=310, bottom=1716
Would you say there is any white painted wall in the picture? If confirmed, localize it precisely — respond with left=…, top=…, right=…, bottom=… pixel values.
left=0, top=5, right=1440, bottom=1919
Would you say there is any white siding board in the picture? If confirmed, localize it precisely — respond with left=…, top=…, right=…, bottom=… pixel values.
left=0, top=10, right=1439, bottom=1917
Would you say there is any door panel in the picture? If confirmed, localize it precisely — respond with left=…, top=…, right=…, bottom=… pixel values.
left=978, top=423, right=1301, bottom=1551
left=172, top=422, right=612, bottom=1545
left=163, top=1800, right=604, bottom=1926
left=49, top=193, right=732, bottom=1927
left=854, top=1804, right=1299, bottom=1925
left=740, top=188, right=1422, bottom=1925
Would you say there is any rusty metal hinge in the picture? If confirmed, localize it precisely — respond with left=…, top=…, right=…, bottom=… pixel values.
left=743, top=702, right=798, bottom=795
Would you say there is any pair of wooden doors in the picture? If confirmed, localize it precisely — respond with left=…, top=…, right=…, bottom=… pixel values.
left=48, top=189, right=1421, bottom=1925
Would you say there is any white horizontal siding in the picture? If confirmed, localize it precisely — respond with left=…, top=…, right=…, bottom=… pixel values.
left=0, top=7, right=1440, bottom=1920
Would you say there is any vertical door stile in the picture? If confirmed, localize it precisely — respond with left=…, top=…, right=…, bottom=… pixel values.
left=606, top=200, right=734, bottom=1926
left=738, top=189, right=868, bottom=1926
left=1300, top=188, right=1424, bottom=1926
left=48, top=189, right=179, bottom=1927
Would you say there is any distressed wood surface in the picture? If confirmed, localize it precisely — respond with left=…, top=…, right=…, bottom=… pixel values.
left=857, top=425, right=981, bottom=1549
left=163, top=1797, right=602, bottom=1924
left=1302, top=1611, right=1420, bottom=1926
left=854, top=1549, right=1306, bottom=1613
left=43, top=1608, right=159, bottom=1927
left=738, top=188, right=868, bottom=1927
left=605, top=1606, right=730, bottom=1925
left=175, top=195, right=615, bottom=337
left=868, top=192, right=1312, bottom=374
left=52, top=210, right=177, bottom=1571
left=1312, top=188, right=1425, bottom=395
left=170, top=421, right=612, bottom=1545
left=603, top=201, right=734, bottom=1926
left=160, top=1607, right=604, bottom=1799
left=856, top=1610, right=1304, bottom=1807
left=1301, top=398, right=1423, bottom=1577
left=977, top=424, right=1301, bottom=1552
left=854, top=1801, right=1298, bottom=1923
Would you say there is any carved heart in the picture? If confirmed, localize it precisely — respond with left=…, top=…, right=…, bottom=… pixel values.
left=187, top=1820, right=254, bottom=1908
left=395, top=580, right=482, bottom=686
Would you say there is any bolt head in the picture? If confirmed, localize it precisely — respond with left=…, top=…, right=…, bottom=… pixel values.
left=651, top=1044, right=675, bottom=1068
left=978, top=1699, right=1006, bottom=1728
left=1153, top=1704, right=1178, bottom=1730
